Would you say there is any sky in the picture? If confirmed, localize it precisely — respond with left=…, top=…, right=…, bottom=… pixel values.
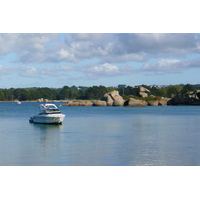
left=1, top=33, right=200, bottom=88
left=1, top=0, right=200, bottom=89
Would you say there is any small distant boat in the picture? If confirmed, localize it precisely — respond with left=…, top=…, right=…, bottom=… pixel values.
left=29, top=104, right=65, bottom=124
left=17, top=101, right=21, bottom=104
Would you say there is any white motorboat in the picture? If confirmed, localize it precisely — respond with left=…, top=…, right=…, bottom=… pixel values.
left=29, top=104, right=65, bottom=124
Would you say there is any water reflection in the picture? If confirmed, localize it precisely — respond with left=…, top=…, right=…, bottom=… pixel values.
left=28, top=124, right=65, bottom=164
left=31, top=123, right=64, bottom=132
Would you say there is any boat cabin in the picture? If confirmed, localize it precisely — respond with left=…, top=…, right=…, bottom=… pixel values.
left=39, top=104, right=61, bottom=114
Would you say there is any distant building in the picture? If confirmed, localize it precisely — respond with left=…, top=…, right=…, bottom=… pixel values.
left=78, top=86, right=88, bottom=91
left=118, top=84, right=126, bottom=89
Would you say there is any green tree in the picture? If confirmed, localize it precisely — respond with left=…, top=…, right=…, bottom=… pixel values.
left=0, top=91, right=5, bottom=100
left=13, top=88, right=22, bottom=100
left=77, top=89, right=85, bottom=99
left=85, top=86, right=108, bottom=99
left=57, top=86, right=70, bottom=100
left=27, top=88, right=39, bottom=100
left=155, top=88, right=166, bottom=97
left=37, top=87, right=57, bottom=100
left=70, top=90, right=79, bottom=99
left=20, top=89, right=29, bottom=101
left=180, top=84, right=194, bottom=95
left=3, top=88, right=14, bottom=100
left=70, top=85, right=78, bottom=90
left=165, top=85, right=182, bottom=97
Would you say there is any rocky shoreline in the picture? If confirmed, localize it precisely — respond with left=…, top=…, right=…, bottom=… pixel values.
left=61, top=99, right=169, bottom=107
left=62, top=90, right=169, bottom=107
left=2, top=89, right=200, bottom=107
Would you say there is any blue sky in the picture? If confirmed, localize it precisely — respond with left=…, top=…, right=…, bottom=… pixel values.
left=1, top=33, right=200, bottom=88
left=1, top=0, right=200, bottom=89
left=0, top=33, right=200, bottom=88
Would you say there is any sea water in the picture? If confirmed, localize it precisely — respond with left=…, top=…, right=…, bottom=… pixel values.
left=0, top=102, right=200, bottom=166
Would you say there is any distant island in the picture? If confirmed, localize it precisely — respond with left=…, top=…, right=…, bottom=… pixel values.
left=1, top=84, right=200, bottom=106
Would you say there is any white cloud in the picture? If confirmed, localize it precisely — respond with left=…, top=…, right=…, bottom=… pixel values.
left=0, top=65, right=16, bottom=75
left=0, top=33, right=58, bottom=54
left=58, top=33, right=200, bottom=63
left=139, top=57, right=200, bottom=75
left=58, top=49, right=77, bottom=62
left=80, top=63, right=135, bottom=79
left=1, top=33, right=200, bottom=65
left=18, top=65, right=38, bottom=77
left=2, top=33, right=200, bottom=84
left=116, top=33, right=200, bottom=56
left=0, top=33, right=60, bottom=63
left=59, top=65, right=74, bottom=71
left=83, top=63, right=119, bottom=76
left=0, top=34, right=18, bottom=55
left=142, top=59, right=181, bottom=71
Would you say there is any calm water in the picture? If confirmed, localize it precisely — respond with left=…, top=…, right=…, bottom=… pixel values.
left=0, top=102, right=200, bottom=166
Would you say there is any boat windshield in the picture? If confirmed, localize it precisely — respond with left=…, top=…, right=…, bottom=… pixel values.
left=39, top=104, right=61, bottom=114
left=45, top=108, right=60, bottom=113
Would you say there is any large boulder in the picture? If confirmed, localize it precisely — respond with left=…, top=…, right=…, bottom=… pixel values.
left=167, top=95, right=191, bottom=105
left=108, top=90, right=119, bottom=97
left=78, top=100, right=93, bottom=106
left=113, top=99, right=125, bottom=106
left=138, top=86, right=150, bottom=97
left=148, top=100, right=159, bottom=106
left=93, top=100, right=107, bottom=106
left=37, top=98, right=44, bottom=102
left=104, top=90, right=125, bottom=106
left=112, top=95, right=125, bottom=106
left=62, top=101, right=79, bottom=106
left=131, top=86, right=150, bottom=97
left=69, top=102, right=79, bottom=106
left=158, top=99, right=167, bottom=106
left=104, top=94, right=113, bottom=106
left=124, top=98, right=147, bottom=107
left=62, top=100, right=73, bottom=106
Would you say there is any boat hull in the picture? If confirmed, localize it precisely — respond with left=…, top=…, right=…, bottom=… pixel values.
left=31, top=114, right=65, bottom=124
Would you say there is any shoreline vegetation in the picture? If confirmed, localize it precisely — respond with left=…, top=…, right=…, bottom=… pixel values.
left=1, top=84, right=200, bottom=106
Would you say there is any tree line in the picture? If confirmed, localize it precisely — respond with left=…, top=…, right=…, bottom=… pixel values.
left=118, top=84, right=196, bottom=98
left=0, top=85, right=114, bottom=101
left=0, top=84, right=197, bottom=101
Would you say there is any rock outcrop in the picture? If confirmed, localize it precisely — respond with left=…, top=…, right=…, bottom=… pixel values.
left=62, top=101, right=79, bottom=106
left=78, top=100, right=93, bottom=106
left=167, top=95, right=191, bottom=105
left=63, top=100, right=93, bottom=106
left=104, top=94, right=113, bottom=106
left=104, top=90, right=125, bottom=106
left=37, top=98, right=49, bottom=102
left=148, top=100, right=159, bottom=106
left=158, top=99, right=168, bottom=106
left=124, top=98, right=147, bottom=107
left=93, top=100, right=107, bottom=106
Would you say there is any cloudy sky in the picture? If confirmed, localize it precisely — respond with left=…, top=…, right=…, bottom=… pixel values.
left=1, top=33, right=200, bottom=88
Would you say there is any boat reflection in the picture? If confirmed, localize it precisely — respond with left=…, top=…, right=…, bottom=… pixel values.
left=31, top=123, right=64, bottom=133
